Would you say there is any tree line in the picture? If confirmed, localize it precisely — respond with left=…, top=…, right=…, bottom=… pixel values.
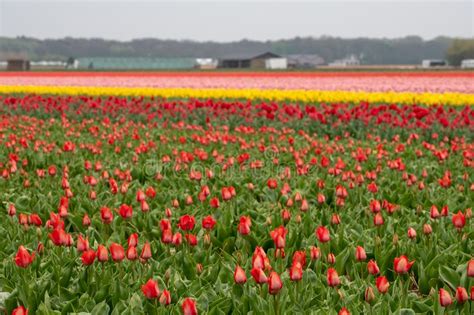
left=0, top=36, right=472, bottom=65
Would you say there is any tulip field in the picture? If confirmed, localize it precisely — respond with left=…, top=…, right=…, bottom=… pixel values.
left=0, top=71, right=473, bottom=314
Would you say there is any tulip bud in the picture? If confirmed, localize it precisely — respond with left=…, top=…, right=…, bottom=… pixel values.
left=392, top=233, right=399, bottom=246
left=367, top=260, right=380, bottom=275
left=365, top=287, right=375, bottom=304
left=407, top=227, right=417, bottom=240
left=203, top=233, right=211, bottom=246
left=268, top=271, right=283, bottom=295
left=423, top=224, right=432, bottom=235
left=295, top=214, right=302, bottom=224
left=196, top=263, right=203, bottom=274
left=338, top=307, right=350, bottom=315
left=439, top=288, right=452, bottom=307
left=456, top=287, right=468, bottom=304
left=376, top=276, right=389, bottom=294
left=234, top=265, right=247, bottom=284
left=327, top=268, right=340, bottom=287
left=355, top=246, right=367, bottom=262
left=159, top=290, right=171, bottom=305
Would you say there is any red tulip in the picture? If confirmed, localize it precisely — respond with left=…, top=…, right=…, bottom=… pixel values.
left=292, top=250, right=307, bottom=268
left=468, top=259, right=474, bottom=277
left=268, top=271, right=283, bottom=294
left=178, top=215, right=196, bottom=231
left=270, top=226, right=287, bottom=249
left=161, top=229, right=173, bottom=244
left=327, top=268, right=340, bottom=287
left=327, top=253, right=336, bottom=264
left=185, top=234, right=198, bottom=246
left=81, top=249, right=96, bottom=265
left=128, top=233, right=138, bottom=248
left=141, top=278, right=160, bottom=299
left=172, top=232, right=183, bottom=246
left=267, top=178, right=278, bottom=189
left=338, top=307, right=350, bottom=315
left=439, top=288, right=452, bottom=307
left=126, top=246, right=137, bottom=260
left=119, top=204, right=133, bottom=219
left=96, top=245, right=108, bottom=262
left=109, top=243, right=125, bottom=262
left=289, top=262, right=303, bottom=281
left=100, top=207, right=113, bottom=224
left=14, top=246, right=35, bottom=268
left=221, top=187, right=232, bottom=201
left=136, top=190, right=146, bottom=202
left=376, top=276, right=389, bottom=293
left=201, top=215, right=216, bottom=230
left=452, top=211, right=466, bottom=229
left=160, top=290, right=171, bottom=305
left=456, top=287, right=468, bottom=304
left=335, top=185, right=348, bottom=198
left=394, top=255, right=414, bottom=274
left=367, top=260, right=380, bottom=275
left=182, top=297, right=198, bottom=315
left=77, top=235, right=89, bottom=252
left=146, top=186, right=156, bottom=199
left=316, top=226, right=330, bottom=243
left=355, top=246, right=367, bottom=262
left=234, top=265, right=247, bottom=284
left=12, top=306, right=28, bottom=315
left=237, top=216, right=251, bottom=235
left=430, top=205, right=440, bottom=219
left=407, top=227, right=417, bottom=239
left=370, top=200, right=381, bottom=213
left=209, top=197, right=220, bottom=208
left=49, top=228, right=67, bottom=246
left=310, top=246, right=321, bottom=260
left=82, top=214, right=91, bottom=227
left=423, top=224, right=432, bottom=235
left=140, top=242, right=152, bottom=261
left=251, top=267, right=268, bottom=284
left=19, top=214, right=28, bottom=226
left=373, top=213, right=384, bottom=226
left=8, top=204, right=16, bottom=216
left=28, top=214, right=42, bottom=226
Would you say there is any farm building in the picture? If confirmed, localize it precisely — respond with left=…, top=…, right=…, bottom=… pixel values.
left=77, top=57, right=196, bottom=70
left=328, top=55, right=360, bottom=67
left=195, top=58, right=218, bottom=69
left=218, top=52, right=283, bottom=69
left=460, top=59, right=474, bottom=68
left=421, top=59, right=447, bottom=68
left=287, top=54, right=325, bottom=68
left=6, top=59, right=31, bottom=71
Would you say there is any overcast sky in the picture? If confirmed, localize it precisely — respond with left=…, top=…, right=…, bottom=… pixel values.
left=0, top=0, right=472, bottom=41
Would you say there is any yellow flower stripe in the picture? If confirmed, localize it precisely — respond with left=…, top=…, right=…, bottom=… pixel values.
left=0, top=85, right=473, bottom=106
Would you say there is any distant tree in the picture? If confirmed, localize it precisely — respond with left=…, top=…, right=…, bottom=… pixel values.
left=446, top=39, right=474, bottom=66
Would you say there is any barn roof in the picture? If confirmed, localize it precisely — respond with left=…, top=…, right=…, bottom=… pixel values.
left=220, top=51, right=281, bottom=60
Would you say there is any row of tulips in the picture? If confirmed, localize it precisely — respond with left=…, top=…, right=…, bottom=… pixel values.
left=1, top=85, right=474, bottom=106
left=1, top=72, right=473, bottom=93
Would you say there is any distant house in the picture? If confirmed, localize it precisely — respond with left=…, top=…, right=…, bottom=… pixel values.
left=195, top=58, right=218, bottom=69
left=328, top=55, right=360, bottom=67
left=421, top=59, right=447, bottom=68
left=7, top=59, right=30, bottom=71
left=219, top=52, right=282, bottom=69
left=287, top=54, right=325, bottom=69
left=460, top=59, right=474, bottom=69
